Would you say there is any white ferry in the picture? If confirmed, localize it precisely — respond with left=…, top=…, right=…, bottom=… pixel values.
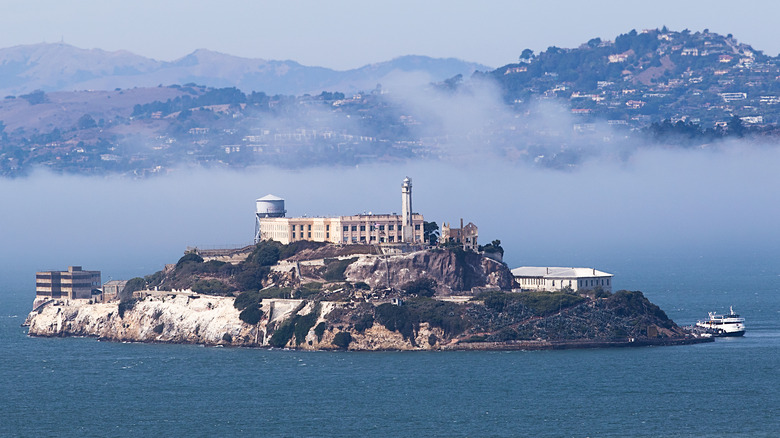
left=695, top=306, right=745, bottom=337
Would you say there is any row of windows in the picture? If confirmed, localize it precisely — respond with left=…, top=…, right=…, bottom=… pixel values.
left=291, top=224, right=331, bottom=231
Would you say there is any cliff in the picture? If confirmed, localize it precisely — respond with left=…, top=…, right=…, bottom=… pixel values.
left=25, top=243, right=711, bottom=350
left=25, top=289, right=711, bottom=350
left=344, top=248, right=513, bottom=293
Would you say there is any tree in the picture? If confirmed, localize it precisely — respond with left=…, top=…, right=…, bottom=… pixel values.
left=727, top=115, right=745, bottom=137
left=423, top=221, right=439, bottom=245
left=77, top=114, right=97, bottom=130
left=479, top=239, right=504, bottom=256
left=519, top=48, right=534, bottom=60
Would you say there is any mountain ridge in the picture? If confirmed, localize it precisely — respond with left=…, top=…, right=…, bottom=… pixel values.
left=0, top=43, right=490, bottom=96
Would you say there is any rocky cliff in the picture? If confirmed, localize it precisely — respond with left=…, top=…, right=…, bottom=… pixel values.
left=344, top=249, right=513, bottom=293
left=25, top=289, right=711, bottom=350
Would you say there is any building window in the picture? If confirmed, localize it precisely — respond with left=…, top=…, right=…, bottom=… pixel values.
left=352, top=237, right=358, bottom=243
left=370, top=225, right=376, bottom=231
left=414, top=224, right=420, bottom=230
left=292, top=225, right=296, bottom=231
left=370, top=236, right=376, bottom=241
left=388, top=225, right=394, bottom=231
left=351, top=226, right=357, bottom=231
left=308, top=225, right=311, bottom=231
left=380, top=237, right=385, bottom=243
left=360, top=225, right=366, bottom=231
left=326, top=232, right=330, bottom=238
left=343, top=237, right=348, bottom=243
left=389, top=236, right=394, bottom=242
left=326, top=225, right=330, bottom=231
left=379, top=225, right=385, bottom=231
left=308, top=232, right=311, bottom=238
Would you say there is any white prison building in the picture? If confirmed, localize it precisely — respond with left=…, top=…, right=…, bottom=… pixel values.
left=512, top=267, right=613, bottom=293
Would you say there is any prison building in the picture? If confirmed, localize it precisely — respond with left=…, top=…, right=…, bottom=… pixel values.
left=35, top=266, right=102, bottom=300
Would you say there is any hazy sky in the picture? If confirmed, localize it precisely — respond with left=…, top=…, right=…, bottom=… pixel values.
left=3, top=1, right=780, bottom=69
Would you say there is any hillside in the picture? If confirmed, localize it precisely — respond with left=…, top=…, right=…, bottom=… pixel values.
left=25, top=241, right=710, bottom=350
left=485, top=28, right=780, bottom=129
left=0, top=43, right=489, bottom=97
left=3, top=28, right=780, bottom=178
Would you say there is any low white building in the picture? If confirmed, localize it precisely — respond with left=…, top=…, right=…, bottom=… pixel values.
left=512, top=267, right=613, bottom=293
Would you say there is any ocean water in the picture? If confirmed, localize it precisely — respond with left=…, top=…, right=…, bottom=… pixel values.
left=2, top=251, right=778, bottom=437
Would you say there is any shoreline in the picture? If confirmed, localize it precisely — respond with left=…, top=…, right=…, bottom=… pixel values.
left=26, top=328, right=713, bottom=351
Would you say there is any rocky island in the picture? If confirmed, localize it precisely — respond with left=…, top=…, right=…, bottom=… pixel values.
left=25, top=241, right=711, bottom=350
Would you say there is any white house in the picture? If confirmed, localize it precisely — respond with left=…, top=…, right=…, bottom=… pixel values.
left=511, top=267, right=613, bottom=293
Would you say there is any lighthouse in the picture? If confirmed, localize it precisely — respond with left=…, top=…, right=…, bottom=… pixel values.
left=401, top=177, right=413, bottom=242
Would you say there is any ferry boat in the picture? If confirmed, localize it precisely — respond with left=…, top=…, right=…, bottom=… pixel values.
left=695, top=306, right=745, bottom=337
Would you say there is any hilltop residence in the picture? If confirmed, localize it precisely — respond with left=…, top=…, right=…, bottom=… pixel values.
left=512, top=267, right=613, bottom=293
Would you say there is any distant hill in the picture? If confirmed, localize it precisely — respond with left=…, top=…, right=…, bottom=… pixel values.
left=482, top=28, right=780, bottom=128
left=0, top=43, right=490, bottom=97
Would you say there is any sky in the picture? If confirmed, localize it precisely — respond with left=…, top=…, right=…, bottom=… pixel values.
left=3, top=1, right=780, bottom=70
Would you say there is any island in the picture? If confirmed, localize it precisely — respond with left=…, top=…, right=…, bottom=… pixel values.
left=24, top=241, right=711, bottom=350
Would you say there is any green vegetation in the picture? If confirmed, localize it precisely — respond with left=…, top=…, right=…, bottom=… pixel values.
left=607, top=290, right=672, bottom=328
left=293, top=307, right=319, bottom=345
left=323, top=257, right=357, bottom=282
left=269, top=320, right=296, bottom=348
left=401, top=277, right=437, bottom=297
left=423, top=221, right=439, bottom=245
left=222, top=333, right=233, bottom=343
left=478, top=239, right=504, bottom=256
left=176, top=253, right=204, bottom=267
left=375, top=303, right=415, bottom=340
left=314, top=322, right=327, bottom=342
left=239, top=304, right=263, bottom=325
left=332, top=332, right=352, bottom=349
left=477, top=291, right=586, bottom=316
left=406, top=298, right=469, bottom=337
left=191, top=279, right=234, bottom=295
left=268, top=306, right=320, bottom=347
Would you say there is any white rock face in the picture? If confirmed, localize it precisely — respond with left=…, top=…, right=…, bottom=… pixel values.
left=26, top=295, right=260, bottom=345
left=25, top=294, right=437, bottom=351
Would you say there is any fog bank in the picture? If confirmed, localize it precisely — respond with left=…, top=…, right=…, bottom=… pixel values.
left=2, top=143, right=779, bottom=293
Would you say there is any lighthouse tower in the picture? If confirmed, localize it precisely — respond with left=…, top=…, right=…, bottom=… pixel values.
left=401, top=177, right=414, bottom=242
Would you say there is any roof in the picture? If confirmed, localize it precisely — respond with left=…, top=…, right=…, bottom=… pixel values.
left=257, top=194, right=284, bottom=201
left=511, top=266, right=613, bottom=279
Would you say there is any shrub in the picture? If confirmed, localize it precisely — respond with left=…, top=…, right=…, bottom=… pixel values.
left=191, top=279, right=234, bottom=295
left=239, top=304, right=264, bottom=325
left=401, top=277, right=437, bottom=297
left=354, top=281, right=370, bottom=290
left=294, top=310, right=319, bottom=345
left=323, top=258, right=357, bottom=281
left=117, top=298, right=138, bottom=318
left=295, top=282, right=322, bottom=299
left=153, top=323, right=164, bottom=334
left=176, top=252, right=203, bottom=267
left=222, top=333, right=233, bottom=343
left=407, top=297, right=470, bottom=337
left=235, top=265, right=270, bottom=291
left=353, top=313, right=375, bottom=333
left=314, top=322, right=327, bottom=342
left=375, top=303, right=415, bottom=340
left=332, top=332, right=352, bottom=349
left=234, top=290, right=261, bottom=310
left=269, top=320, right=296, bottom=348
left=245, top=241, right=281, bottom=267
left=120, top=278, right=146, bottom=302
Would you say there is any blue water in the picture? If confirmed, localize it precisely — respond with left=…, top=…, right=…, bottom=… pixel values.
left=2, top=251, right=779, bottom=437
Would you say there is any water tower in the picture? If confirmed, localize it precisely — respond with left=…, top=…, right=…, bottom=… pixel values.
left=254, top=194, right=286, bottom=243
